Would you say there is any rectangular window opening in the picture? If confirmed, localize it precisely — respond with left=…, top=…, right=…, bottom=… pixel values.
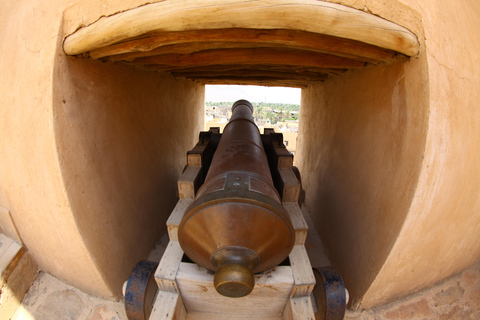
left=205, top=85, right=301, bottom=154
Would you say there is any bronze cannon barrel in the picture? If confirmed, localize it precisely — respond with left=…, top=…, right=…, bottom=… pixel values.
left=178, top=100, right=295, bottom=297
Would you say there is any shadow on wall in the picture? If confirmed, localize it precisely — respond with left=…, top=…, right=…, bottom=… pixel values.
left=52, top=35, right=204, bottom=298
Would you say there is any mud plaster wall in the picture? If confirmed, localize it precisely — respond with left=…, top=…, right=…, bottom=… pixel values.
left=297, top=0, right=480, bottom=309
left=0, top=0, right=204, bottom=298
left=2, top=0, right=480, bottom=306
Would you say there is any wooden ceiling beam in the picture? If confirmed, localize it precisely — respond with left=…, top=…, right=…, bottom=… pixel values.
left=172, top=69, right=330, bottom=82
left=192, top=78, right=309, bottom=88
left=143, top=64, right=348, bottom=76
left=129, top=48, right=366, bottom=70
left=64, top=0, right=419, bottom=57
left=90, top=29, right=396, bottom=63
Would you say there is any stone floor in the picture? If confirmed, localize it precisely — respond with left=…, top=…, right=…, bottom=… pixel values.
left=11, top=255, right=480, bottom=320
left=344, top=260, right=480, bottom=320
left=7, top=219, right=480, bottom=320
left=11, top=234, right=171, bottom=320
left=12, top=272, right=127, bottom=320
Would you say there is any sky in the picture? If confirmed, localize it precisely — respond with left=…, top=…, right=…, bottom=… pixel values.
left=205, top=85, right=301, bottom=105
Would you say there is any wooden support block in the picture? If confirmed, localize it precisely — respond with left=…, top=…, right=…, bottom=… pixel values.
left=289, top=245, right=315, bottom=298
left=274, top=148, right=294, bottom=169
left=167, top=199, right=193, bottom=241
left=178, top=166, right=202, bottom=199
left=283, top=203, right=308, bottom=246
left=155, top=241, right=184, bottom=293
left=150, top=291, right=187, bottom=320
left=282, top=296, right=315, bottom=320
left=278, top=156, right=293, bottom=169
left=0, top=251, right=38, bottom=320
left=0, top=234, right=24, bottom=287
left=187, top=312, right=282, bottom=320
left=176, top=263, right=294, bottom=317
left=187, top=145, right=206, bottom=167
left=187, top=154, right=202, bottom=167
left=279, top=168, right=301, bottom=203
left=208, top=127, right=220, bottom=134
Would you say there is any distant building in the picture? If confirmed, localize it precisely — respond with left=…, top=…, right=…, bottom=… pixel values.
left=206, top=103, right=299, bottom=153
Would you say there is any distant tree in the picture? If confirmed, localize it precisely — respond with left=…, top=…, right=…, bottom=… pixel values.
left=206, top=101, right=300, bottom=124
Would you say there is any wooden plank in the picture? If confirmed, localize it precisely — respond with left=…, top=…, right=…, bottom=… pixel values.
left=176, top=263, right=293, bottom=317
left=129, top=48, right=366, bottom=70
left=282, top=296, right=315, bottom=320
left=145, top=64, right=345, bottom=86
left=146, top=64, right=347, bottom=76
left=189, top=79, right=308, bottom=88
left=185, top=77, right=318, bottom=88
left=173, top=70, right=329, bottom=83
left=167, top=199, right=193, bottom=241
left=64, top=0, right=419, bottom=57
left=155, top=241, right=184, bottom=293
left=178, top=166, right=202, bottom=199
left=150, top=291, right=187, bottom=320
left=0, top=234, right=24, bottom=288
left=289, top=245, right=315, bottom=298
left=279, top=168, right=301, bottom=203
left=283, top=203, right=308, bottom=246
left=93, top=28, right=395, bottom=63
left=187, top=312, right=282, bottom=320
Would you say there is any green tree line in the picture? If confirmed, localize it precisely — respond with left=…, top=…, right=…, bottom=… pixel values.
left=206, top=101, right=300, bottom=124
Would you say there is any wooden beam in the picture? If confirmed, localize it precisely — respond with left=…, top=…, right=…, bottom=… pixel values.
left=90, top=28, right=396, bottom=63
left=282, top=296, right=316, bottom=320
left=145, top=64, right=348, bottom=76
left=186, top=76, right=311, bottom=87
left=187, top=78, right=310, bottom=88
left=64, top=0, right=419, bottom=57
left=176, top=263, right=293, bottom=316
left=150, top=291, right=186, bottom=320
left=172, top=69, right=329, bottom=82
left=129, top=48, right=366, bottom=70
left=144, top=63, right=348, bottom=86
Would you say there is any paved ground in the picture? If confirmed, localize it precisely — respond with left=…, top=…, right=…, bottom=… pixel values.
left=12, top=272, right=127, bottom=320
left=10, top=226, right=480, bottom=320
left=11, top=234, right=170, bottom=320
left=12, top=258, right=480, bottom=320
left=345, top=260, right=480, bottom=320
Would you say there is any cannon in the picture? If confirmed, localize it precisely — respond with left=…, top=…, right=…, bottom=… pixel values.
left=178, top=100, right=295, bottom=297
left=124, top=99, right=347, bottom=320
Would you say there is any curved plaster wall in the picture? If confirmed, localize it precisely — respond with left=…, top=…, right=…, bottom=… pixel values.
left=0, top=0, right=204, bottom=299
left=298, top=59, right=429, bottom=307
left=298, top=0, right=480, bottom=308
left=52, top=54, right=204, bottom=297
